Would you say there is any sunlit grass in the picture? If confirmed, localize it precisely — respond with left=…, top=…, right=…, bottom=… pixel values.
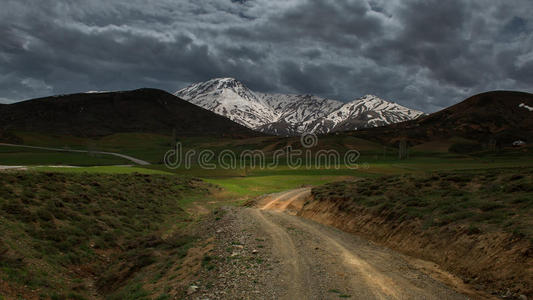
left=204, top=175, right=351, bottom=197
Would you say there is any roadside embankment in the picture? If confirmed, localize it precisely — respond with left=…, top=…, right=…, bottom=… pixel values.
left=299, top=169, right=533, bottom=299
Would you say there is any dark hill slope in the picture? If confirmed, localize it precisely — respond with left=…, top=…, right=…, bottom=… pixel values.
left=343, top=91, right=533, bottom=146
left=0, top=89, right=259, bottom=137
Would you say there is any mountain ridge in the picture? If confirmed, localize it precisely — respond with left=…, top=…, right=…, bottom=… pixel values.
left=175, top=78, right=424, bottom=136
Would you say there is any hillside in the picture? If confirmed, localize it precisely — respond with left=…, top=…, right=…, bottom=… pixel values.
left=344, top=91, right=533, bottom=147
left=0, top=89, right=258, bottom=138
left=175, top=78, right=423, bottom=136
left=0, top=172, right=212, bottom=299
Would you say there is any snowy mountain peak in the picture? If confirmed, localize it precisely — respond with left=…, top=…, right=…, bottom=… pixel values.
left=176, top=78, right=254, bottom=101
left=210, top=77, right=246, bottom=90
left=175, top=78, right=275, bottom=128
left=174, top=79, right=424, bottom=136
left=360, top=94, right=380, bottom=100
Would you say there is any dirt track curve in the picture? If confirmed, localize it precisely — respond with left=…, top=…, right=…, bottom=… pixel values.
left=0, top=143, right=150, bottom=165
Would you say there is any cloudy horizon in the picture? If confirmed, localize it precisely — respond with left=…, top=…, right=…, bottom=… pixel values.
left=1, top=0, right=532, bottom=112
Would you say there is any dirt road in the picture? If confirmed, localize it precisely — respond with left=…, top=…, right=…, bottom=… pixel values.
left=258, top=187, right=310, bottom=214
left=193, top=189, right=478, bottom=299
left=0, top=143, right=150, bottom=165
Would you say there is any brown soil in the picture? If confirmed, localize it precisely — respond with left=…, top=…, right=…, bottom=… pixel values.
left=147, top=238, right=215, bottom=298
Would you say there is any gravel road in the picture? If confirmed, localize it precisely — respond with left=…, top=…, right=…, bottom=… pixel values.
left=189, top=189, right=473, bottom=300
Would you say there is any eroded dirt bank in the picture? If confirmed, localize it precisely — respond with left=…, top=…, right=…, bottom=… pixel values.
left=298, top=194, right=533, bottom=299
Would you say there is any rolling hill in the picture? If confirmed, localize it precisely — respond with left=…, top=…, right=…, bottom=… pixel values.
left=0, top=88, right=258, bottom=138
left=343, top=91, right=533, bottom=148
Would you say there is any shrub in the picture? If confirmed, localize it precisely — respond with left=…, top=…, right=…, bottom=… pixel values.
left=36, top=208, right=54, bottom=222
left=1, top=199, right=35, bottom=222
left=479, top=202, right=505, bottom=212
left=466, top=225, right=482, bottom=235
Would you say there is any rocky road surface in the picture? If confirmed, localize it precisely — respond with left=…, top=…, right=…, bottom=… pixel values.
left=188, top=189, right=479, bottom=300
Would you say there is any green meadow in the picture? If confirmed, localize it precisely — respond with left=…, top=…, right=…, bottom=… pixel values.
left=2, top=132, right=533, bottom=199
left=0, top=145, right=131, bottom=166
left=32, top=166, right=174, bottom=175
left=2, top=131, right=533, bottom=216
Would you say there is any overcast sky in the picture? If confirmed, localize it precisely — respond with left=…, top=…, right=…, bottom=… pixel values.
left=1, top=0, right=532, bottom=112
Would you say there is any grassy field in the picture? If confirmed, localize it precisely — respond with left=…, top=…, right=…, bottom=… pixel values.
left=3, top=131, right=533, bottom=170
left=3, top=142, right=533, bottom=208
left=143, top=153, right=533, bottom=199
left=2, top=132, right=174, bottom=164
left=0, top=145, right=131, bottom=166
left=3, top=132, right=281, bottom=164
left=205, top=175, right=347, bottom=197
left=5, top=150, right=533, bottom=201
left=32, top=166, right=174, bottom=175
left=0, top=131, right=459, bottom=165
left=10, top=166, right=361, bottom=200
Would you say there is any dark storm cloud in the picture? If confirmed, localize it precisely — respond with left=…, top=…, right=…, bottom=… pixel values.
left=279, top=61, right=352, bottom=96
left=301, top=49, right=322, bottom=60
left=1, top=0, right=532, bottom=113
left=220, top=45, right=267, bottom=62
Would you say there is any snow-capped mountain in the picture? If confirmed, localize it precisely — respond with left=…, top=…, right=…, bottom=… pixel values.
left=175, top=78, right=276, bottom=128
left=174, top=78, right=424, bottom=136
